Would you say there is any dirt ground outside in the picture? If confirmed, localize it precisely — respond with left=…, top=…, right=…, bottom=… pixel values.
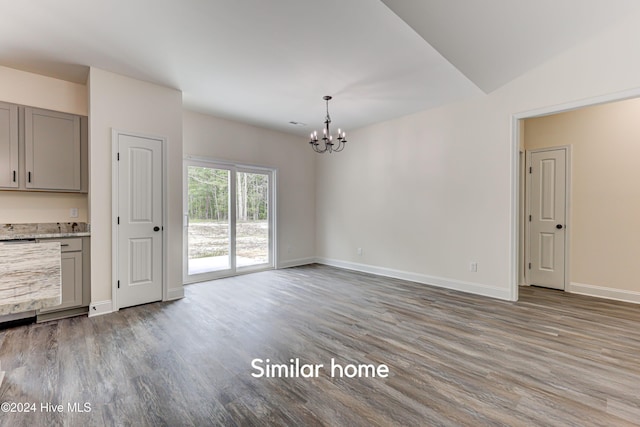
left=188, top=220, right=268, bottom=262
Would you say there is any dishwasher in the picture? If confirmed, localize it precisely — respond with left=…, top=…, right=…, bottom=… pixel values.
left=0, top=239, right=38, bottom=328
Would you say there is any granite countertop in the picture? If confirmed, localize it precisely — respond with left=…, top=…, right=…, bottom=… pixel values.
left=0, top=222, right=91, bottom=241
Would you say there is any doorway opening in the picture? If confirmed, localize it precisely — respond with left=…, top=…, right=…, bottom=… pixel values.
left=183, top=158, right=275, bottom=284
left=513, top=88, right=640, bottom=302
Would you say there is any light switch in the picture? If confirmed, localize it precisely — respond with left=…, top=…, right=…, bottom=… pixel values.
left=70, top=208, right=79, bottom=218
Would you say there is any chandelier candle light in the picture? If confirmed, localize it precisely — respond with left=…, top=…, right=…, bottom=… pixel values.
left=309, top=95, right=347, bottom=153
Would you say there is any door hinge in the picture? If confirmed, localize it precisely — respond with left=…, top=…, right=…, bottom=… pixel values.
left=528, top=263, right=532, bottom=270
left=117, top=280, right=120, bottom=289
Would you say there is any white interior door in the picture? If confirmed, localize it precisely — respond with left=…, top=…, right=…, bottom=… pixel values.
left=527, top=148, right=568, bottom=290
left=116, top=133, right=163, bottom=309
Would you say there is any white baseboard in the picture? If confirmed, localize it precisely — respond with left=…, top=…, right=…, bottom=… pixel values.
left=278, top=257, right=316, bottom=269
left=568, top=282, right=640, bottom=304
left=316, top=257, right=512, bottom=301
left=88, top=300, right=113, bottom=317
left=166, top=287, right=185, bottom=301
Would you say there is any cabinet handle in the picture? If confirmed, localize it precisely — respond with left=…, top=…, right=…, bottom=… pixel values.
left=12, top=170, right=16, bottom=182
left=28, top=171, right=31, bottom=183
left=60, top=244, right=70, bottom=247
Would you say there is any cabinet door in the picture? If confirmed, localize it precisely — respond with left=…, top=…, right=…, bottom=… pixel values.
left=39, top=251, right=83, bottom=312
left=0, top=102, right=19, bottom=188
left=25, top=107, right=81, bottom=191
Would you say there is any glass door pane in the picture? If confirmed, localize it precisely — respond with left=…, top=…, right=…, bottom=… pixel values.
left=236, top=171, right=270, bottom=268
left=187, top=165, right=231, bottom=275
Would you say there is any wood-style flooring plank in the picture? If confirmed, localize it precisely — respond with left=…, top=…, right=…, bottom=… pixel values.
left=1, top=264, right=640, bottom=426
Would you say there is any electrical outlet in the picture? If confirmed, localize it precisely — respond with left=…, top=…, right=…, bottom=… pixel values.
left=70, top=208, right=79, bottom=218
left=470, top=262, right=478, bottom=272
left=357, top=248, right=363, bottom=256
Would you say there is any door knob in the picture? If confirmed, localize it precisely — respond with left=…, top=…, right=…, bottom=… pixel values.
left=556, top=224, right=563, bottom=229
left=153, top=226, right=160, bottom=232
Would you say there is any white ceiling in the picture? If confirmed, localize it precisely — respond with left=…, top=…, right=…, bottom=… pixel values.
left=0, top=0, right=638, bottom=136
left=381, top=0, right=640, bottom=93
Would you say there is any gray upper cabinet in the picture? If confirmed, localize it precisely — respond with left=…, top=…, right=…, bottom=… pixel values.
left=25, top=107, right=81, bottom=191
left=0, top=102, right=19, bottom=189
left=0, top=102, right=86, bottom=193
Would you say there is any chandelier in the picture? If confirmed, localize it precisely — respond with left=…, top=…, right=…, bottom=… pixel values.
left=309, top=95, right=347, bottom=153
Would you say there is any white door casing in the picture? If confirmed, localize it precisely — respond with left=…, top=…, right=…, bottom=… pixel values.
left=527, top=147, right=569, bottom=290
left=114, top=131, right=164, bottom=309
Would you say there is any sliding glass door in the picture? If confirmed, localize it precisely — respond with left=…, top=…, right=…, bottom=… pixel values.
left=184, top=159, right=274, bottom=283
left=235, top=170, right=271, bottom=268
left=186, top=165, right=232, bottom=275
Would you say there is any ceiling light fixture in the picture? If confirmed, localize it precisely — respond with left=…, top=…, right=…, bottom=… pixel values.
left=309, top=95, right=347, bottom=153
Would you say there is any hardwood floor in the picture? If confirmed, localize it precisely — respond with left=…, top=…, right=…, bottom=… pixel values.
left=1, top=264, right=640, bottom=426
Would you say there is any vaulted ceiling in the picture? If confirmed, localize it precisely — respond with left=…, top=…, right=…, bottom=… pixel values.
left=1, top=0, right=638, bottom=135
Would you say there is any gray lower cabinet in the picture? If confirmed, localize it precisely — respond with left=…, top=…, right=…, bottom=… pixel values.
left=36, top=237, right=91, bottom=322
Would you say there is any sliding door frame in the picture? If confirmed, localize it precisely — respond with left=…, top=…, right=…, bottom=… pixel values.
left=183, top=156, right=277, bottom=284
